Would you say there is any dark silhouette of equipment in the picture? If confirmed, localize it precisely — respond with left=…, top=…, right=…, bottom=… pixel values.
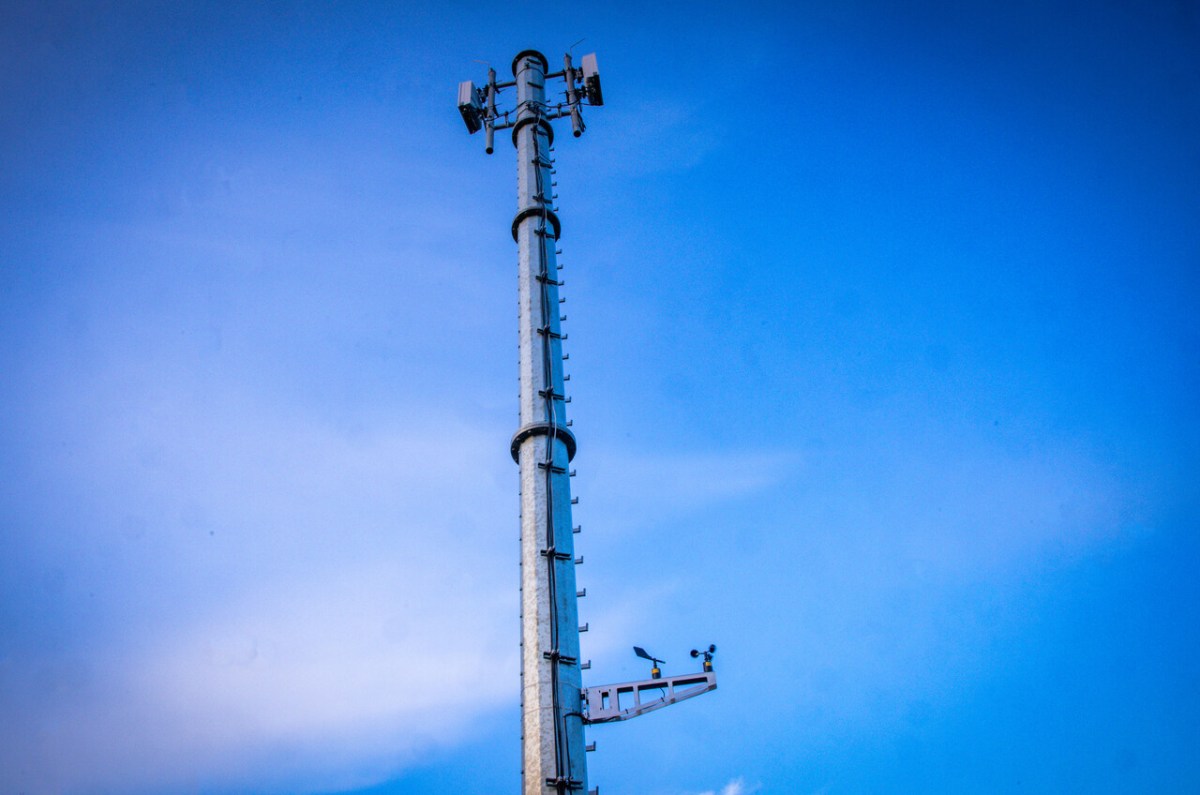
left=690, top=644, right=717, bottom=673
left=633, top=646, right=665, bottom=679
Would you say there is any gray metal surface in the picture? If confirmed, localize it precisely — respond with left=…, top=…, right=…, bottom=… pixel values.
left=460, top=48, right=720, bottom=795
left=511, top=50, right=588, bottom=795
left=582, top=671, right=718, bottom=724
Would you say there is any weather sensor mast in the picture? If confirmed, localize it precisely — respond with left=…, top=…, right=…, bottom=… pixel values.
left=458, top=49, right=715, bottom=795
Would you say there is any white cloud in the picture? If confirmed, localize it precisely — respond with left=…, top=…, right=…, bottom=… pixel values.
left=697, top=777, right=758, bottom=795
left=39, top=561, right=513, bottom=794
left=0, top=359, right=520, bottom=794
left=585, top=448, right=797, bottom=536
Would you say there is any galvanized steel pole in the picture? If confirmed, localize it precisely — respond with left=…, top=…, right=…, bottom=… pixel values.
left=458, top=47, right=716, bottom=794
left=459, top=46, right=603, bottom=794
left=510, top=49, right=586, bottom=795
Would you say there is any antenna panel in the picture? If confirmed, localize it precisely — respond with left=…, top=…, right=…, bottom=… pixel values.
left=580, top=53, right=603, bottom=106
left=457, top=80, right=483, bottom=133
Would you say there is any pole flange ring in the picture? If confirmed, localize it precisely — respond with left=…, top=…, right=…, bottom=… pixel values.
left=511, top=422, right=577, bottom=463
left=512, top=207, right=561, bottom=241
left=511, top=115, right=555, bottom=148
left=511, top=49, right=549, bottom=77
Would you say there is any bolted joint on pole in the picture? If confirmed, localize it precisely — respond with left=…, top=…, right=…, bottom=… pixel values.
left=512, top=49, right=550, bottom=77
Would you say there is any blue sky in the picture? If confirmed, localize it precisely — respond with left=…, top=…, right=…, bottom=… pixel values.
left=1, top=1, right=1197, bottom=793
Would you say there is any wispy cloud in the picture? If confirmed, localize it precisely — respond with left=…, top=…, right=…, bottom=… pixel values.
left=697, top=777, right=759, bottom=795
left=585, top=448, right=798, bottom=535
left=2, top=561, right=515, bottom=794
left=0, top=352, right=519, bottom=793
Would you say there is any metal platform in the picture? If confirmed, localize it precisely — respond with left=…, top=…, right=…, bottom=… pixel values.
left=582, top=670, right=717, bottom=724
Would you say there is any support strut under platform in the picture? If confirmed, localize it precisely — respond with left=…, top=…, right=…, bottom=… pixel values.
left=582, top=671, right=717, bottom=724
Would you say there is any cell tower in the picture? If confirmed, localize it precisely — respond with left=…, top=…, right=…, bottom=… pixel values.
left=458, top=49, right=717, bottom=795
